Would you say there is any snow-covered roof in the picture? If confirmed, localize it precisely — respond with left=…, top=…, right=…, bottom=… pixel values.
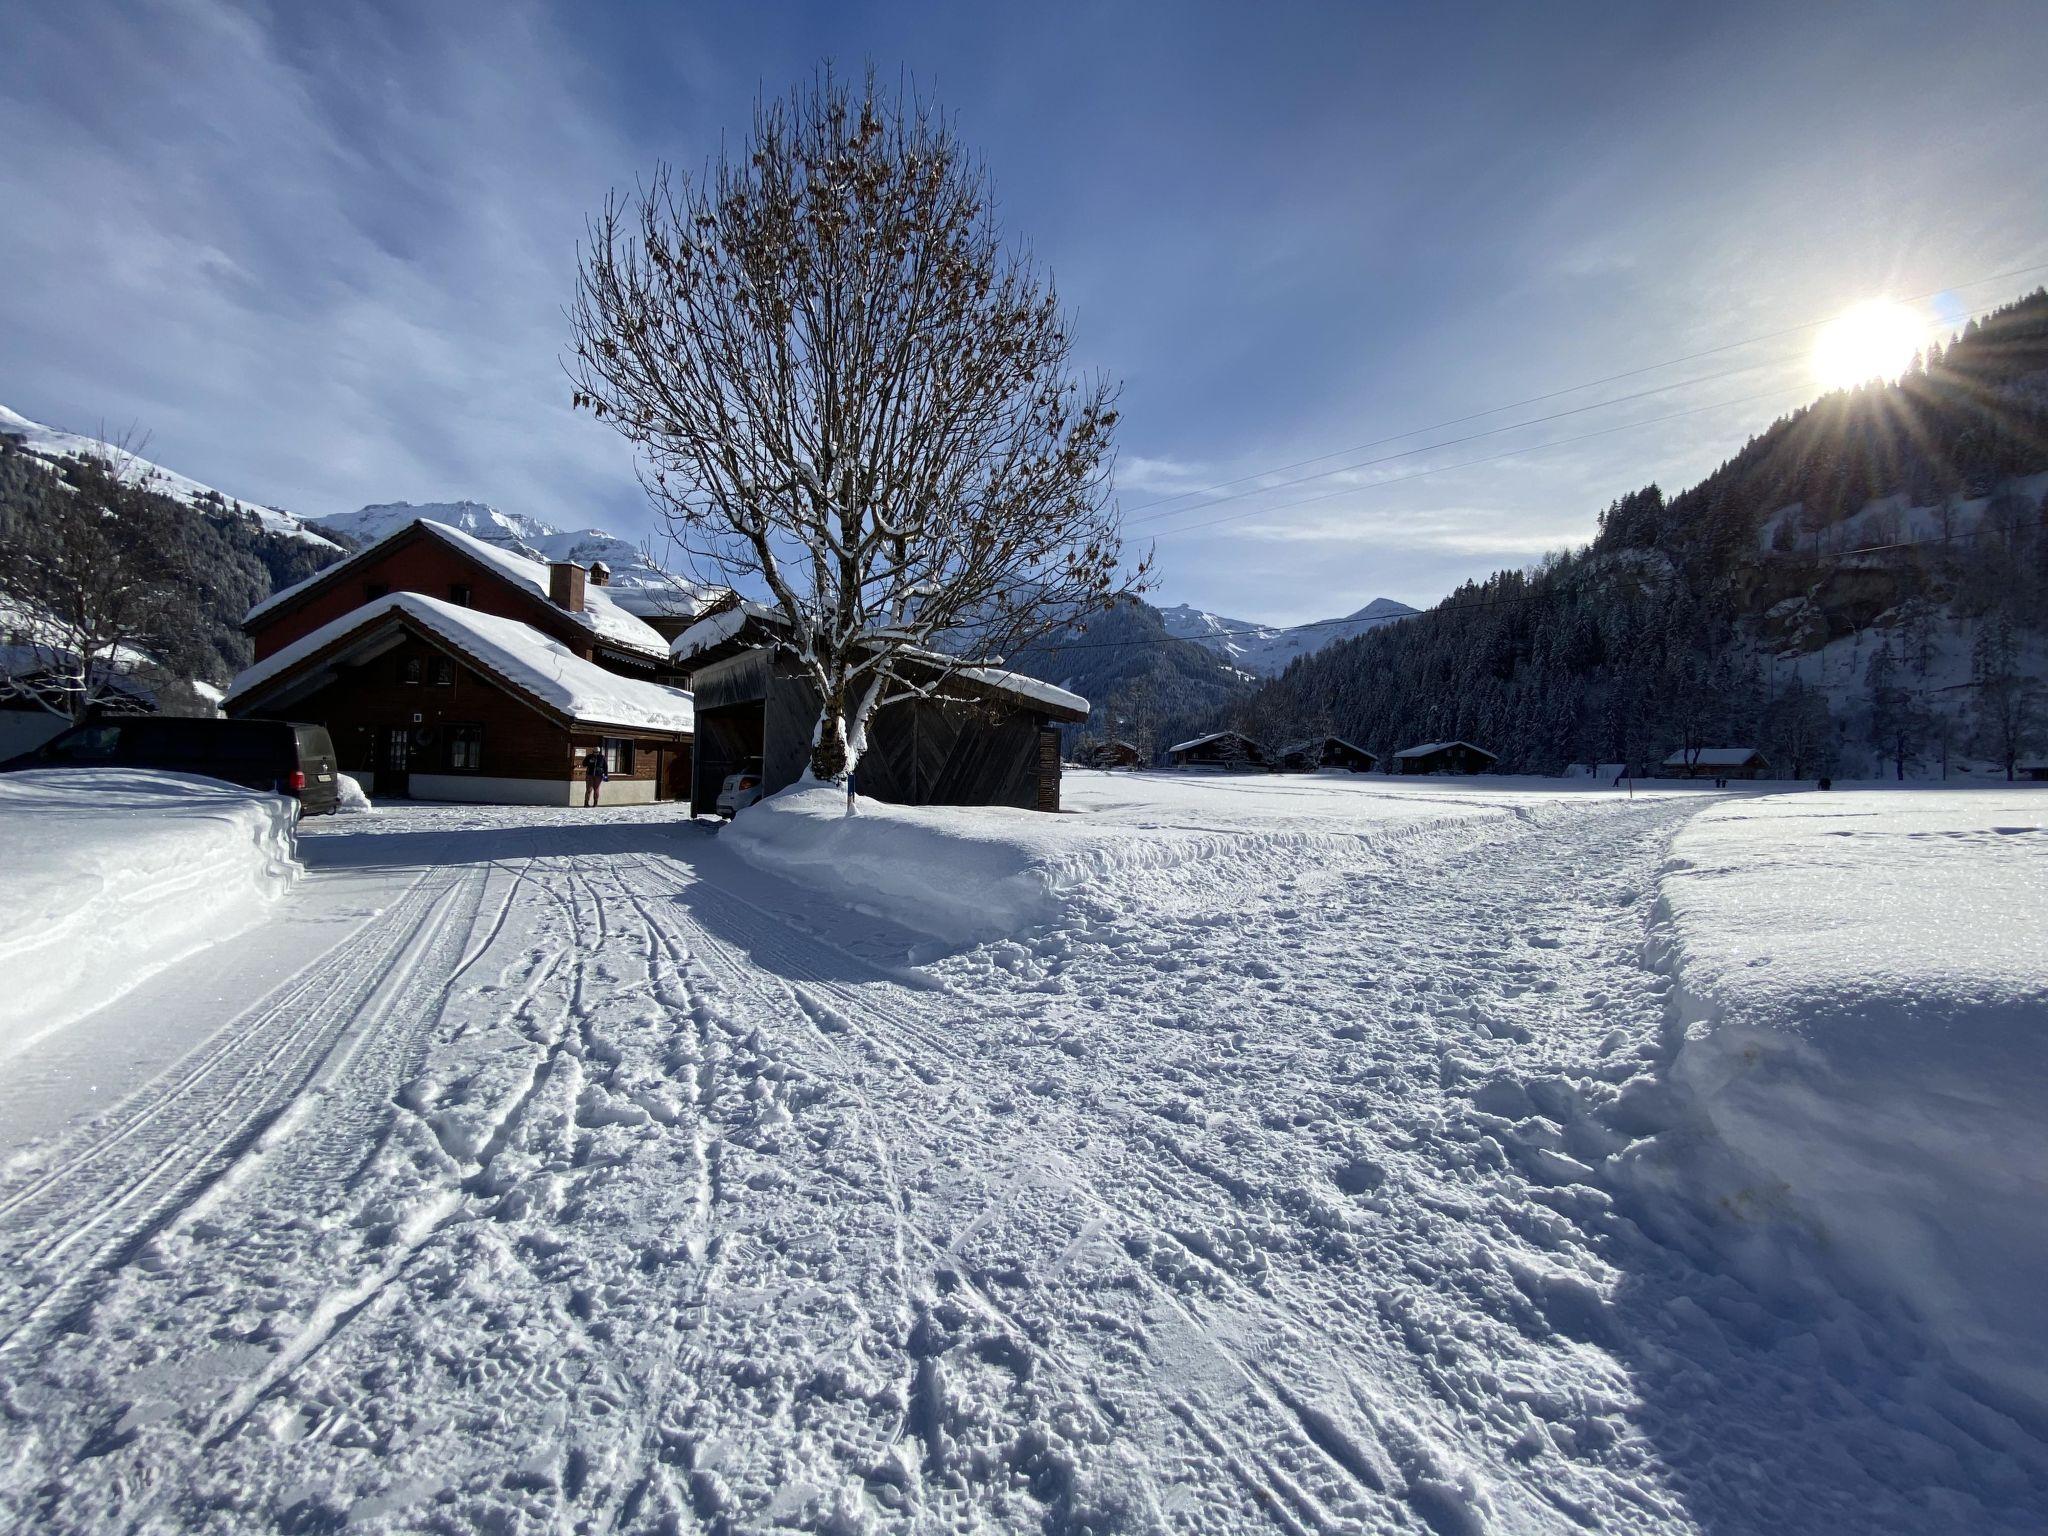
left=1662, top=747, right=1766, bottom=768
left=669, top=600, right=777, bottom=663
left=1169, top=730, right=1254, bottom=754
left=225, top=593, right=695, bottom=734
left=246, top=520, right=671, bottom=660
left=1278, top=736, right=1374, bottom=758
left=1393, top=740, right=1495, bottom=760
left=671, top=602, right=1088, bottom=719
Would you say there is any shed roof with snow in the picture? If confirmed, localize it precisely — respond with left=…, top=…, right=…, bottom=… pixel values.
left=1661, top=747, right=1768, bottom=769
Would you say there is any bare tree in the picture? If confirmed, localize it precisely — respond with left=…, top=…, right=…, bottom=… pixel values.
left=569, top=70, right=1146, bottom=781
left=0, top=435, right=194, bottom=723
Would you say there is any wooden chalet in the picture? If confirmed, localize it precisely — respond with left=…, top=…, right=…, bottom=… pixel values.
left=1167, top=730, right=1269, bottom=771
left=226, top=594, right=693, bottom=804
left=1276, top=736, right=1377, bottom=773
left=1082, top=740, right=1144, bottom=769
left=243, top=517, right=684, bottom=683
left=1661, top=746, right=1770, bottom=780
left=1393, top=740, right=1497, bottom=775
left=229, top=519, right=696, bottom=803
left=671, top=604, right=1086, bottom=815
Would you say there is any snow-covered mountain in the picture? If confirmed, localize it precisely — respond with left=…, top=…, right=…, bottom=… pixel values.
left=308, top=501, right=709, bottom=620
left=1157, top=595, right=1421, bottom=675
left=0, top=403, right=340, bottom=550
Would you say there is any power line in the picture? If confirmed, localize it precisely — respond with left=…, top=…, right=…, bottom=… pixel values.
left=1115, top=260, right=2048, bottom=522
left=1119, top=354, right=1780, bottom=530
left=1149, top=379, right=1818, bottom=540
left=1131, top=292, right=2030, bottom=541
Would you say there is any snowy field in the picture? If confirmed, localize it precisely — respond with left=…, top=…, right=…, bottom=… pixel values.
left=0, top=771, right=2043, bottom=1533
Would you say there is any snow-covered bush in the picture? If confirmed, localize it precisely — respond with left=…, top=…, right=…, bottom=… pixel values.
left=334, top=772, right=373, bottom=813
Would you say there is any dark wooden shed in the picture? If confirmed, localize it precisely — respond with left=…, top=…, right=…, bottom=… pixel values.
left=1167, top=730, right=1270, bottom=771
left=1082, top=740, right=1143, bottom=768
left=1661, top=747, right=1770, bottom=780
left=1393, top=740, right=1498, bottom=775
left=1277, top=736, right=1377, bottom=773
left=676, top=610, right=1086, bottom=815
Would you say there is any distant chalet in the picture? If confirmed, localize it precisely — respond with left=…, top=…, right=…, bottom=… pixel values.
left=1393, top=740, right=1498, bottom=775
left=1661, top=747, right=1770, bottom=780
left=670, top=601, right=1086, bottom=815
left=1081, top=740, right=1143, bottom=769
left=227, top=518, right=696, bottom=804
left=1167, top=730, right=1269, bottom=771
left=1276, top=736, right=1377, bottom=773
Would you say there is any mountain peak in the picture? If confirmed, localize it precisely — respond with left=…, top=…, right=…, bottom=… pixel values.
left=1156, top=595, right=1420, bottom=674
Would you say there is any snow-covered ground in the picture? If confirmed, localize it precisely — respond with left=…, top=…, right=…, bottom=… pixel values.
left=0, top=774, right=2042, bottom=1533
left=0, top=770, right=299, bottom=1061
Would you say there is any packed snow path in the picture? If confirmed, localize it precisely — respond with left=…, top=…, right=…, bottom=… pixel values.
left=1, top=793, right=2041, bottom=1533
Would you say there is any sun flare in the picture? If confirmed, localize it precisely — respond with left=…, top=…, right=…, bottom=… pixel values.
left=1812, top=298, right=1926, bottom=392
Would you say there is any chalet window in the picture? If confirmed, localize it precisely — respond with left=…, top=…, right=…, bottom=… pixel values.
left=365, top=581, right=390, bottom=601
left=431, top=658, right=455, bottom=687
left=448, top=583, right=472, bottom=607
left=401, top=657, right=422, bottom=685
left=448, top=723, right=484, bottom=772
left=602, top=737, right=635, bottom=775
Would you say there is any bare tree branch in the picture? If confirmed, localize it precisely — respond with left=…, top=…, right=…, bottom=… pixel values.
left=567, top=66, right=1147, bottom=779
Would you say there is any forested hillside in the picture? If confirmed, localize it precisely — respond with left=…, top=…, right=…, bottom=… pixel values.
left=1221, top=291, right=2048, bottom=778
left=1011, top=597, right=1254, bottom=752
left=0, top=433, right=340, bottom=707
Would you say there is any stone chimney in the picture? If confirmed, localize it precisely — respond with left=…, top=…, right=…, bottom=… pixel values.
left=548, top=561, right=586, bottom=613
left=589, top=560, right=611, bottom=588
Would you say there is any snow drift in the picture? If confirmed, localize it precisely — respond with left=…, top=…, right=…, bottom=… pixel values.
left=1629, top=788, right=2048, bottom=1421
left=0, top=769, right=301, bottom=1057
left=722, top=772, right=1599, bottom=947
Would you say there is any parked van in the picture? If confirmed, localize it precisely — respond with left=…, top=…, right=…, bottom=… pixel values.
left=0, top=718, right=343, bottom=815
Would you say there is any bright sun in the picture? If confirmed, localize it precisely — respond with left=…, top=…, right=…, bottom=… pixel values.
left=1812, top=298, right=1926, bottom=391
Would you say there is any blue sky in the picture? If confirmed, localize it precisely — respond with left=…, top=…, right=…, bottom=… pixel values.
left=4, top=1, right=2046, bottom=622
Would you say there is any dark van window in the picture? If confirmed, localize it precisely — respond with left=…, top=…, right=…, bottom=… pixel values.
left=40, top=724, right=122, bottom=762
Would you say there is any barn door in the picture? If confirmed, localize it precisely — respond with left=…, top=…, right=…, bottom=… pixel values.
left=379, top=727, right=412, bottom=798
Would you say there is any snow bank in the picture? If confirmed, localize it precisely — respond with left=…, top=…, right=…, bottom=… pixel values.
left=0, top=769, right=300, bottom=1058
left=1633, top=787, right=2048, bottom=1420
left=723, top=771, right=1610, bottom=947
left=721, top=785, right=1082, bottom=943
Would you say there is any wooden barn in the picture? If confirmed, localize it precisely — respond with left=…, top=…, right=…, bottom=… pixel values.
left=1082, top=740, right=1144, bottom=769
left=1393, top=740, right=1498, bottom=775
left=1167, top=730, right=1269, bottom=771
left=1276, top=736, right=1377, bottom=773
left=672, top=605, right=1086, bottom=815
left=1661, top=747, right=1770, bottom=780
left=227, top=594, right=694, bottom=804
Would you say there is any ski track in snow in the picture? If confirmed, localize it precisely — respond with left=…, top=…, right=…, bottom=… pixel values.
left=0, top=795, right=2041, bottom=1534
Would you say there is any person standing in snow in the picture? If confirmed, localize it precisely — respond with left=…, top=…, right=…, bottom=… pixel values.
left=582, top=746, right=609, bottom=807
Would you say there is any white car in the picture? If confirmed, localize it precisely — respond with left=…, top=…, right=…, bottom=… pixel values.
left=716, top=762, right=764, bottom=817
